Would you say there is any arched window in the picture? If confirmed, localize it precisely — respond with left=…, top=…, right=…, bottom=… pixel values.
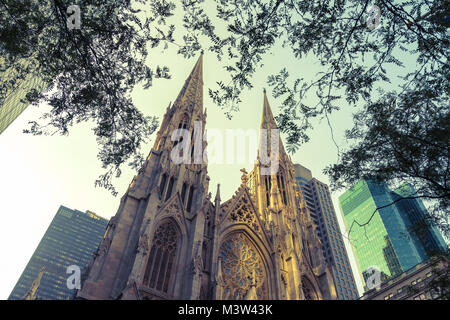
left=277, top=172, right=288, bottom=205
left=165, top=177, right=175, bottom=201
left=159, top=173, right=167, bottom=198
left=178, top=114, right=189, bottom=129
left=174, top=115, right=189, bottom=148
left=302, top=277, right=318, bottom=300
left=180, top=183, right=187, bottom=204
left=264, top=176, right=271, bottom=207
left=143, top=220, right=179, bottom=293
left=186, top=186, right=195, bottom=212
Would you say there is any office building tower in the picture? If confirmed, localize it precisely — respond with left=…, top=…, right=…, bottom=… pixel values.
left=339, top=179, right=448, bottom=291
left=294, top=164, right=359, bottom=300
left=8, top=206, right=109, bottom=300
left=391, top=183, right=448, bottom=258
left=0, top=60, right=46, bottom=134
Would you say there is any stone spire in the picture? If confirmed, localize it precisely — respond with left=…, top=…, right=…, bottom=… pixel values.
left=258, top=89, right=287, bottom=165
left=23, top=266, right=45, bottom=300
left=214, top=184, right=221, bottom=203
left=260, top=89, right=278, bottom=130
left=151, top=52, right=205, bottom=152
left=173, top=52, right=204, bottom=116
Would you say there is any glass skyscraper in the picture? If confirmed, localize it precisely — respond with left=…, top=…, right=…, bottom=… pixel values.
left=0, top=60, right=46, bottom=134
left=8, top=206, right=109, bottom=300
left=294, top=164, right=359, bottom=300
left=339, top=180, right=448, bottom=290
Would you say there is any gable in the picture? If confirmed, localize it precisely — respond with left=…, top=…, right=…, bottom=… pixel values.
left=218, top=185, right=270, bottom=247
left=155, top=191, right=187, bottom=232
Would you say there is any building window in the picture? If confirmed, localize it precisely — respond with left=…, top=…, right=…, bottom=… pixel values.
left=218, top=233, right=268, bottom=299
left=178, top=115, right=188, bottom=129
left=181, top=183, right=187, bottom=204
left=143, top=220, right=179, bottom=293
left=165, top=177, right=175, bottom=201
left=186, top=186, right=195, bottom=212
left=277, top=172, right=288, bottom=205
left=265, top=176, right=271, bottom=207
left=159, top=173, right=168, bottom=197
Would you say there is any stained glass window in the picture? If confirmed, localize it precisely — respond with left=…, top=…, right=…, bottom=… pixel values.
left=143, top=220, right=179, bottom=293
left=218, top=233, right=268, bottom=299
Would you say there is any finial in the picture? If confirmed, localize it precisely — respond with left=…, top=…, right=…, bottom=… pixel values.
left=240, top=168, right=248, bottom=183
left=215, top=184, right=221, bottom=202
left=263, top=88, right=266, bottom=93
left=201, top=49, right=204, bottom=54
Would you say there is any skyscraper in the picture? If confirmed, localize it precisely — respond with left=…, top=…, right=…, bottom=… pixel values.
left=0, top=60, right=46, bottom=134
left=294, top=164, right=359, bottom=300
left=391, top=183, right=448, bottom=259
left=8, top=206, right=109, bottom=300
left=77, top=54, right=337, bottom=300
left=339, top=179, right=448, bottom=290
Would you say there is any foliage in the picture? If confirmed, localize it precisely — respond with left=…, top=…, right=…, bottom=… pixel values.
left=179, top=0, right=449, bottom=231
left=0, top=0, right=176, bottom=195
left=1, top=0, right=449, bottom=212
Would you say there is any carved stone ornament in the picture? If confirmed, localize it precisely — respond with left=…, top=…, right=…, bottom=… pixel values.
left=192, top=254, right=203, bottom=275
left=138, top=234, right=150, bottom=254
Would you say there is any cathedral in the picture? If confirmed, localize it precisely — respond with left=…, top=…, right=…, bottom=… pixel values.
left=77, top=53, right=337, bottom=300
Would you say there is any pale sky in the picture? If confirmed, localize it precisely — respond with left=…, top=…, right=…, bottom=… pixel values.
left=0, top=4, right=369, bottom=299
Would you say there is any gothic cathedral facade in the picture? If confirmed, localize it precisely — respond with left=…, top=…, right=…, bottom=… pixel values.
left=77, top=54, right=337, bottom=300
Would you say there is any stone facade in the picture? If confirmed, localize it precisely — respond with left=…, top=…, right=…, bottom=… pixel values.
left=76, top=54, right=337, bottom=300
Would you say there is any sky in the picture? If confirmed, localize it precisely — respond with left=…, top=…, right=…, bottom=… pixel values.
left=0, top=4, right=371, bottom=300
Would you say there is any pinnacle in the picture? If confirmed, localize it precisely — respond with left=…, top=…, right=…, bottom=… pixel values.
left=261, top=90, right=277, bottom=130
left=215, top=184, right=221, bottom=202
left=173, top=53, right=204, bottom=112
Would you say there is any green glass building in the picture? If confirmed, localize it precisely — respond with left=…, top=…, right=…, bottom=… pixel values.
left=339, top=180, right=447, bottom=290
left=0, top=60, right=46, bottom=134
left=8, top=206, right=109, bottom=300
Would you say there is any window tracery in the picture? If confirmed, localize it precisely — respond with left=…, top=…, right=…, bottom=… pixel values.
left=143, top=220, right=179, bottom=293
left=228, top=199, right=260, bottom=234
left=218, top=233, right=268, bottom=299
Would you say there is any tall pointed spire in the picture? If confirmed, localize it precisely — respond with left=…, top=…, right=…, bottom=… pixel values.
left=260, top=89, right=278, bottom=130
left=258, top=89, right=286, bottom=158
left=151, top=52, right=205, bottom=152
left=23, top=266, right=45, bottom=300
left=173, top=52, right=204, bottom=114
